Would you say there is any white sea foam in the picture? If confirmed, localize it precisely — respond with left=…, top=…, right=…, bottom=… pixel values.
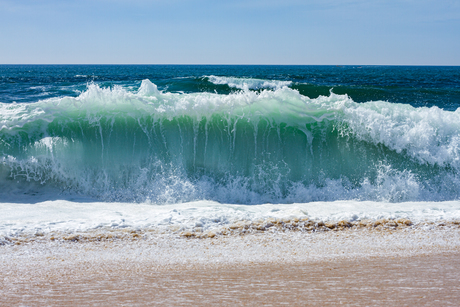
left=1, top=200, right=460, bottom=238
left=340, top=100, right=460, bottom=168
left=206, top=75, right=292, bottom=90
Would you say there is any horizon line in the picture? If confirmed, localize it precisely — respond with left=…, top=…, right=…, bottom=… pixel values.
left=1, top=63, right=459, bottom=67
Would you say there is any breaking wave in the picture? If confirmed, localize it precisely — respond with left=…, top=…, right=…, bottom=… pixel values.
left=1, top=79, right=460, bottom=203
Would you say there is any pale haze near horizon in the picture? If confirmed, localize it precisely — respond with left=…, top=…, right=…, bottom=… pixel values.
left=0, top=0, right=459, bottom=65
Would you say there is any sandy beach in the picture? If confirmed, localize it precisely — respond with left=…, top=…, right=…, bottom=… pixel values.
left=2, top=227, right=460, bottom=306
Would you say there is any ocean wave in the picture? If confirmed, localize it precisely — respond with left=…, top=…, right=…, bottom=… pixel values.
left=1, top=80, right=460, bottom=203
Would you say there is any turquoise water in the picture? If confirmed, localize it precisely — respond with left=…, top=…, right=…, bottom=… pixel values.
left=1, top=65, right=460, bottom=204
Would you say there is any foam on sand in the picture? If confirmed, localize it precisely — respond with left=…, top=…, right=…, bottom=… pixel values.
left=2, top=200, right=460, bottom=244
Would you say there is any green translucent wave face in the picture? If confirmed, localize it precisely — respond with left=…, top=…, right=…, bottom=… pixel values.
left=0, top=110, right=455, bottom=203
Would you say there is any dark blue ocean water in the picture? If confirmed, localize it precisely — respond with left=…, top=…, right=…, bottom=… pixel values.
left=1, top=65, right=459, bottom=109
left=1, top=65, right=460, bottom=204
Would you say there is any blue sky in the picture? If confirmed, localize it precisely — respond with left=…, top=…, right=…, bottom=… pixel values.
left=1, top=0, right=459, bottom=65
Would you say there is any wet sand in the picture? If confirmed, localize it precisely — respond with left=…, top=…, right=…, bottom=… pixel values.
left=2, top=228, right=460, bottom=306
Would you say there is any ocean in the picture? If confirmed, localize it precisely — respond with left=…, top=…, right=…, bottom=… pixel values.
left=1, top=65, right=460, bottom=239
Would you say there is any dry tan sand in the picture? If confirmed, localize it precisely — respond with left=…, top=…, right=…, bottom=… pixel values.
left=2, top=228, right=460, bottom=306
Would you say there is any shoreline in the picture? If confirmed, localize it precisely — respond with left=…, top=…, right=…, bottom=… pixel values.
left=2, top=228, right=460, bottom=305
left=3, top=200, right=460, bottom=243
left=2, top=217, right=459, bottom=245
